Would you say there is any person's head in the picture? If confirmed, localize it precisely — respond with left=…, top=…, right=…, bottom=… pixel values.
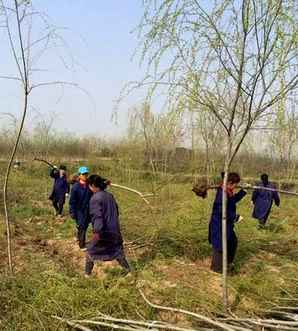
left=59, top=165, right=67, bottom=176
left=87, top=174, right=98, bottom=187
left=221, top=171, right=225, bottom=180
left=261, top=173, right=269, bottom=185
left=227, top=172, right=241, bottom=191
left=78, top=166, right=89, bottom=182
left=69, top=173, right=79, bottom=185
left=88, top=174, right=108, bottom=193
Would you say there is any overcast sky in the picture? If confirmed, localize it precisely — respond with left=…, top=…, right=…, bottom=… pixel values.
left=0, top=1, right=151, bottom=138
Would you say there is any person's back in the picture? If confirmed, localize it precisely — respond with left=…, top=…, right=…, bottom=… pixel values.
left=85, top=175, right=130, bottom=276
left=90, top=190, right=123, bottom=246
left=49, top=165, right=69, bottom=217
left=254, top=181, right=275, bottom=201
left=52, top=172, right=68, bottom=197
left=252, top=174, right=280, bottom=227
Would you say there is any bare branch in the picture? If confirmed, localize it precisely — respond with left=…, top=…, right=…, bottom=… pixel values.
left=139, top=288, right=236, bottom=331
left=0, top=75, right=22, bottom=81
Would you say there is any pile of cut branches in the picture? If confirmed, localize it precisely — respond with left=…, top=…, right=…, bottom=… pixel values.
left=53, top=288, right=298, bottom=331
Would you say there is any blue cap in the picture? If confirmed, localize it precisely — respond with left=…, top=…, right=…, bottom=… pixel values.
left=78, top=166, right=89, bottom=174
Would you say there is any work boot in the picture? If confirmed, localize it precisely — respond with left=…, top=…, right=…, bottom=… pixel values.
left=78, top=228, right=86, bottom=249
left=85, top=256, right=94, bottom=276
left=116, top=252, right=131, bottom=273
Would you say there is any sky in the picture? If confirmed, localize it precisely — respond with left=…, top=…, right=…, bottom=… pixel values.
left=0, top=1, right=150, bottom=138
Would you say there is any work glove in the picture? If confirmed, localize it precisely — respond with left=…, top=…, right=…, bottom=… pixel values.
left=65, top=193, right=69, bottom=198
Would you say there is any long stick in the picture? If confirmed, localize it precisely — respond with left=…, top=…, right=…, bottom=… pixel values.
left=200, top=184, right=298, bottom=197
left=52, top=316, right=92, bottom=331
left=242, top=184, right=298, bottom=197
left=33, top=159, right=154, bottom=205
left=110, top=183, right=152, bottom=205
left=139, top=289, right=236, bottom=331
left=33, top=157, right=55, bottom=168
left=71, top=316, right=201, bottom=331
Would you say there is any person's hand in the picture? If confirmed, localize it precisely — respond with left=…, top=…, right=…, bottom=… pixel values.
left=105, top=179, right=112, bottom=186
left=92, top=233, right=100, bottom=241
left=65, top=193, right=69, bottom=198
left=53, top=165, right=58, bottom=169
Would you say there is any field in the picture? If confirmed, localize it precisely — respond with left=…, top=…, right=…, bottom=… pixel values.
left=0, top=159, right=298, bottom=330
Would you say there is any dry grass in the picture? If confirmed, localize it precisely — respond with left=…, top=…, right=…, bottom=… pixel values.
left=0, top=160, right=298, bottom=329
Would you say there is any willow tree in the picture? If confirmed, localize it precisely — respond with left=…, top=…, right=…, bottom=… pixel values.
left=128, top=103, right=184, bottom=173
left=0, top=0, right=76, bottom=273
left=136, top=0, right=298, bottom=310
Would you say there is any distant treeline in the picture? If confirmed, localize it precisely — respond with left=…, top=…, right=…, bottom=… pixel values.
left=1, top=130, right=297, bottom=183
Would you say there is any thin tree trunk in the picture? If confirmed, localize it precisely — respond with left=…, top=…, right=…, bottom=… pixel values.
left=3, top=91, right=28, bottom=273
left=222, top=140, right=232, bottom=312
left=3, top=0, right=29, bottom=273
left=205, top=139, right=210, bottom=185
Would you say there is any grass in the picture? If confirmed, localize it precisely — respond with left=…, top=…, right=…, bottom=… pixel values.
left=0, top=160, right=298, bottom=329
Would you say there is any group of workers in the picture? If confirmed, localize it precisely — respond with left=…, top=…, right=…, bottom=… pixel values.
left=49, top=165, right=280, bottom=276
left=209, top=172, right=280, bottom=273
left=49, top=165, right=130, bottom=277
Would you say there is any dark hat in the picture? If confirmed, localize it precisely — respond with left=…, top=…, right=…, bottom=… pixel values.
left=261, top=173, right=269, bottom=184
left=59, top=165, right=67, bottom=171
left=88, top=174, right=109, bottom=190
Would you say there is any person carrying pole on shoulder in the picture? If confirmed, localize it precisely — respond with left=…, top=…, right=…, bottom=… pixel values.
left=252, top=173, right=280, bottom=229
left=69, top=166, right=92, bottom=250
left=221, top=171, right=243, bottom=223
left=208, top=172, right=246, bottom=273
left=49, top=165, right=69, bottom=218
